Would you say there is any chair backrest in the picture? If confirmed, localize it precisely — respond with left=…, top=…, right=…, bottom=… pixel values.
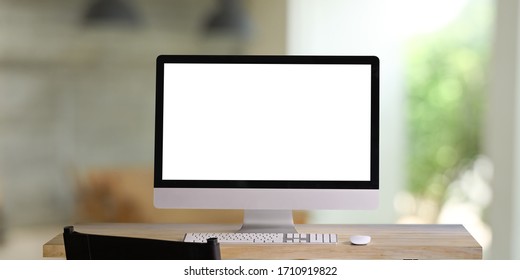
left=63, top=226, right=221, bottom=260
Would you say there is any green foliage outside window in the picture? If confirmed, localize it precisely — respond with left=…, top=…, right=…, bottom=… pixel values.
left=405, top=1, right=492, bottom=220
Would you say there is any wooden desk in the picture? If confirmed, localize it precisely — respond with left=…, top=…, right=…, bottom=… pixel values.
left=43, top=223, right=482, bottom=259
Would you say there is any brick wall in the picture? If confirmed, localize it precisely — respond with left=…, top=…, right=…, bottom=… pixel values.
left=0, top=0, right=286, bottom=226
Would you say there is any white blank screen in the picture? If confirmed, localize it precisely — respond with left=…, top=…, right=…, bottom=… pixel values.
left=162, top=63, right=371, bottom=181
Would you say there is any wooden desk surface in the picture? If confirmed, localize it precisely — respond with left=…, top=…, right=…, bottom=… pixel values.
left=43, top=223, right=482, bottom=260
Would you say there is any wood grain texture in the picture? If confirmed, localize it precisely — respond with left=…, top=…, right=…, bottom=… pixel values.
left=43, top=223, right=482, bottom=259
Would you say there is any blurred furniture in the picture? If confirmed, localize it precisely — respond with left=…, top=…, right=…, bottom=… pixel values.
left=63, top=225, right=220, bottom=260
left=75, top=167, right=308, bottom=224
left=45, top=223, right=482, bottom=259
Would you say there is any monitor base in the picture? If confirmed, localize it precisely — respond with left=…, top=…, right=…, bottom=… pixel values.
left=238, top=209, right=297, bottom=233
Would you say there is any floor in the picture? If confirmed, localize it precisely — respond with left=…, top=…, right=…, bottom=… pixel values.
left=0, top=225, right=63, bottom=259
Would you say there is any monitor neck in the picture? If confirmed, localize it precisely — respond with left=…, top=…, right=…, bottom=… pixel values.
left=238, top=209, right=297, bottom=233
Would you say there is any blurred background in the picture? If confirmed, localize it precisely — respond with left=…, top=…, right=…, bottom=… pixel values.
left=0, top=0, right=518, bottom=259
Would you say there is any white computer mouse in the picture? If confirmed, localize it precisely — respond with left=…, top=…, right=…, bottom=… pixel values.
left=350, top=235, right=371, bottom=245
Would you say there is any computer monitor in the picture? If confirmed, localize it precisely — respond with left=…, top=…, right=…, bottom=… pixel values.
left=154, top=55, right=379, bottom=233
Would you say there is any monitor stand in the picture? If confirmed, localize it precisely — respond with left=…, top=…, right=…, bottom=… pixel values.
left=238, top=210, right=298, bottom=233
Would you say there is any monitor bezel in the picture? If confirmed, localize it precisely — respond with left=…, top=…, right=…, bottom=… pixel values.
left=154, top=55, right=379, bottom=191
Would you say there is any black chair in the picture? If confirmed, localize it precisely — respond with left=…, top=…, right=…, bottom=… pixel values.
left=63, top=226, right=221, bottom=260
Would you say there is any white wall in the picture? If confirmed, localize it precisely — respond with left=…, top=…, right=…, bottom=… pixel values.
left=287, top=0, right=407, bottom=223
left=485, top=0, right=520, bottom=260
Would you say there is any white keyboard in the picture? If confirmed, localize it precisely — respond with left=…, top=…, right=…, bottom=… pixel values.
left=184, top=232, right=337, bottom=244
